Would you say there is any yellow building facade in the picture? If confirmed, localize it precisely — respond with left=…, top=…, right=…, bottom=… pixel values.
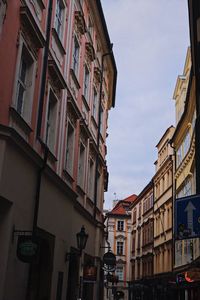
left=153, top=126, right=174, bottom=274
left=171, top=48, right=198, bottom=269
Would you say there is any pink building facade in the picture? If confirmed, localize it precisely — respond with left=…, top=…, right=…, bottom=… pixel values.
left=0, top=1, right=117, bottom=299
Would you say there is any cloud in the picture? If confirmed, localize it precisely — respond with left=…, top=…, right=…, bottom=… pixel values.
left=101, top=0, right=190, bottom=208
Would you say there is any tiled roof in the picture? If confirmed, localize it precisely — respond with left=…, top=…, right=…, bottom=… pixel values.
left=109, top=194, right=137, bottom=215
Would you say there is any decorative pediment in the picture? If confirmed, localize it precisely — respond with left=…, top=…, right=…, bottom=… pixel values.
left=85, top=42, right=95, bottom=62
left=20, top=5, right=45, bottom=49
left=116, top=259, right=126, bottom=265
left=75, top=11, right=86, bottom=35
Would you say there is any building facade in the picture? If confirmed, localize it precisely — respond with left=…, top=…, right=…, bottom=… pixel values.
left=171, top=48, right=200, bottom=299
left=0, top=1, right=117, bottom=299
left=129, top=182, right=154, bottom=299
left=105, top=195, right=137, bottom=300
left=153, top=126, right=174, bottom=276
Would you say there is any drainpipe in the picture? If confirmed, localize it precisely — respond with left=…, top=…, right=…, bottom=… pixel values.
left=36, top=0, right=53, bottom=137
left=93, top=45, right=113, bottom=219
left=26, top=1, right=53, bottom=297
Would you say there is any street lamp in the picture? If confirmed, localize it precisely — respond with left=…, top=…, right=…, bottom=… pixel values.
left=76, top=225, right=88, bottom=255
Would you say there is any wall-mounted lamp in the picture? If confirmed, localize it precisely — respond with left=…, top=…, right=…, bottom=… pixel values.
left=76, top=225, right=88, bottom=255
left=65, top=226, right=88, bottom=261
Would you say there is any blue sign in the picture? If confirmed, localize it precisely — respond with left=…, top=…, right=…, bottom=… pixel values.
left=175, top=194, right=200, bottom=240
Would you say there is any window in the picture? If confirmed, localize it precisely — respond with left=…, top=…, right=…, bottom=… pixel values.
left=88, top=17, right=93, bottom=39
left=88, top=158, right=95, bottom=200
left=72, top=36, right=79, bottom=76
left=97, top=170, right=102, bottom=206
left=92, top=88, right=98, bottom=120
left=45, top=90, right=58, bottom=152
left=116, top=267, right=123, bottom=281
left=139, top=203, right=141, bottom=218
left=15, top=44, right=35, bottom=121
left=0, top=0, right=7, bottom=36
left=176, top=177, right=192, bottom=198
left=99, top=104, right=103, bottom=134
left=77, top=142, right=86, bottom=188
left=117, top=241, right=123, bottom=255
left=133, top=208, right=136, bottom=223
left=66, top=122, right=75, bottom=175
left=55, top=0, right=64, bottom=39
left=176, top=131, right=191, bottom=168
left=83, top=65, right=90, bottom=101
left=117, top=221, right=124, bottom=231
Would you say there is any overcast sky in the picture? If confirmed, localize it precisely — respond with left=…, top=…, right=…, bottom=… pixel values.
left=101, top=0, right=190, bottom=209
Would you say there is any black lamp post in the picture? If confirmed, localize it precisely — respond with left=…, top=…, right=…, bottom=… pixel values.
left=76, top=225, right=88, bottom=255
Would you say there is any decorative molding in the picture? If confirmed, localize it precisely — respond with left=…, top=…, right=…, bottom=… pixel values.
left=20, top=4, right=45, bottom=49
left=85, top=42, right=95, bottom=62
left=74, top=10, right=86, bottom=35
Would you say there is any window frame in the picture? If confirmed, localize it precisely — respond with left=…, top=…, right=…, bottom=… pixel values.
left=72, top=35, right=80, bottom=77
left=12, top=36, right=36, bottom=123
left=54, top=0, right=66, bottom=41
left=65, top=120, right=75, bottom=176
left=45, top=87, right=59, bottom=153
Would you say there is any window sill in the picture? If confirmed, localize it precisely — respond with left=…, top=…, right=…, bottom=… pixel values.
left=76, top=184, right=86, bottom=196
left=47, top=148, right=57, bottom=163
left=52, top=28, right=66, bottom=55
left=86, top=196, right=95, bottom=207
left=91, top=115, right=98, bottom=128
left=9, top=106, right=33, bottom=135
left=70, top=68, right=81, bottom=89
left=82, top=95, right=90, bottom=111
left=63, top=169, right=74, bottom=184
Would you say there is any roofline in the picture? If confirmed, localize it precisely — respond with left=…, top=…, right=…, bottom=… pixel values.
left=96, top=0, right=117, bottom=108
left=130, top=180, right=153, bottom=208
left=170, top=69, right=193, bottom=144
left=155, top=125, right=175, bottom=148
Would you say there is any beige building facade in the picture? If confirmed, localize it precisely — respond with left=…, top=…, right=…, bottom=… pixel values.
left=153, top=126, right=174, bottom=275
left=171, top=49, right=198, bottom=269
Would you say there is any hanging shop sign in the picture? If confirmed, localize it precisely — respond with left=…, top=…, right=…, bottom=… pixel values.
left=17, top=235, right=39, bottom=263
left=103, top=251, right=116, bottom=266
left=83, top=266, right=97, bottom=282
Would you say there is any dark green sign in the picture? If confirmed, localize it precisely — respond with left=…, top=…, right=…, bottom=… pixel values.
left=17, top=235, right=39, bottom=263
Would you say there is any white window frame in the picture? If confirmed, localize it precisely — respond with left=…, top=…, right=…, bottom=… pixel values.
left=12, top=35, right=36, bottom=123
left=117, top=220, right=124, bottom=231
left=88, top=157, right=95, bottom=200
left=117, top=241, right=124, bottom=255
left=83, top=65, right=90, bottom=101
left=116, top=266, right=123, bottom=281
left=45, top=88, right=58, bottom=153
left=65, top=120, right=75, bottom=176
left=77, top=141, right=86, bottom=188
left=72, top=35, right=80, bottom=77
left=92, top=87, right=98, bottom=120
left=55, top=0, right=66, bottom=40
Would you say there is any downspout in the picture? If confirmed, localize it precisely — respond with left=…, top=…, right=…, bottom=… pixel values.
left=26, top=1, right=52, bottom=298
left=93, top=47, right=113, bottom=219
left=36, top=0, right=53, bottom=137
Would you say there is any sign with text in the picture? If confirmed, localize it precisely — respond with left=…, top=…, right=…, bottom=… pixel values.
left=175, top=194, right=200, bottom=240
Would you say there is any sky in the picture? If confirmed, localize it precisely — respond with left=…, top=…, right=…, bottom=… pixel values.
left=101, top=0, right=190, bottom=209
